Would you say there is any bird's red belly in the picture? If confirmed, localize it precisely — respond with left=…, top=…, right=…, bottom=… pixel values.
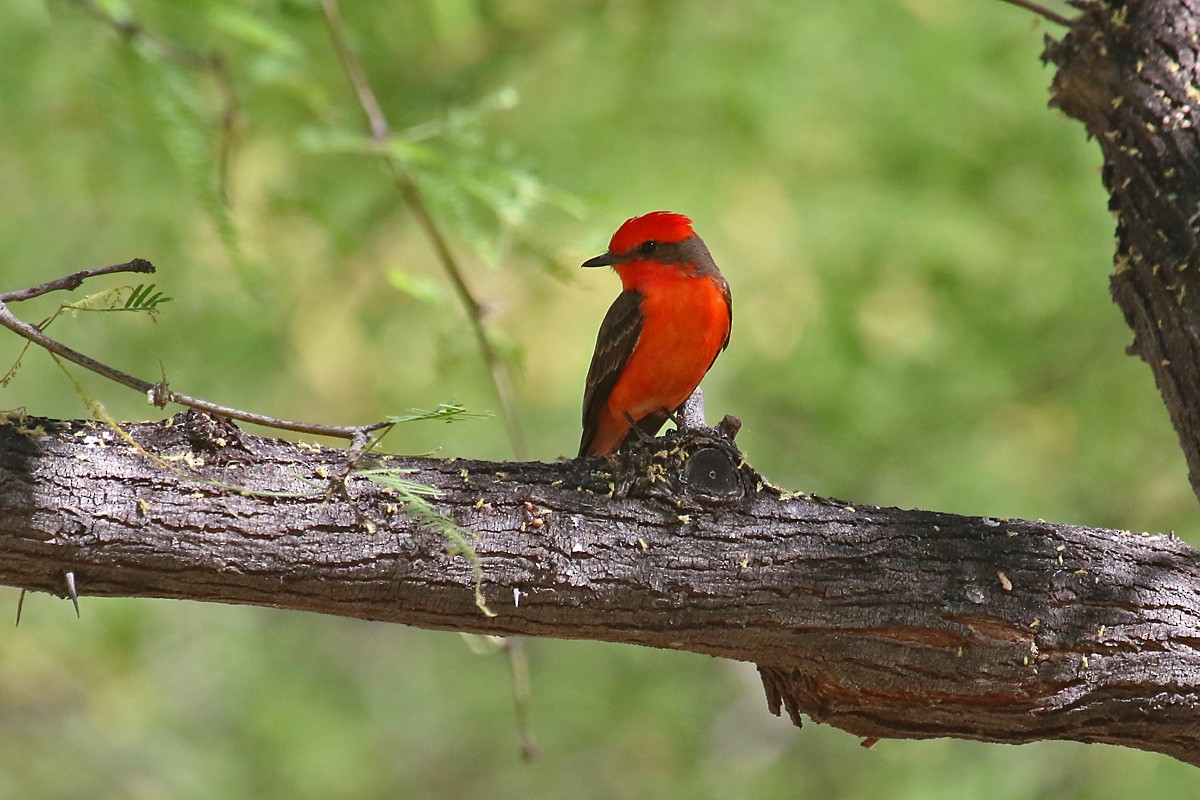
left=606, top=277, right=729, bottom=422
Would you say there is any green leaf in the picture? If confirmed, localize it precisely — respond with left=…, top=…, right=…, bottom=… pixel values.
left=123, top=283, right=173, bottom=312
left=91, top=0, right=132, bottom=19
left=385, top=402, right=488, bottom=425
left=62, top=286, right=130, bottom=313
left=297, top=126, right=438, bottom=167
left=296, top=125, right=373, bottom=157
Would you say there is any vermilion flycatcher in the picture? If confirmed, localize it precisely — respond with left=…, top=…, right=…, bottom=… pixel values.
left=578, top=211, right=732, bottom=456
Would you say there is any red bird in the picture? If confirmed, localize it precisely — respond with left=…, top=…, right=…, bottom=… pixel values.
left=578, top=211, right=732, bottom=456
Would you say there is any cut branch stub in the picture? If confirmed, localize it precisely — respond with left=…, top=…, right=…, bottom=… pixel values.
left=615, top=427, right=755, bottom=506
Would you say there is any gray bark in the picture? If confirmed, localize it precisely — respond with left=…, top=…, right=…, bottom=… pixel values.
left=0, top=413, right=1197, bottom=765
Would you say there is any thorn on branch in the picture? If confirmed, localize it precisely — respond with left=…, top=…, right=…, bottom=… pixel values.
left=64, top=571, right=80, bottom=618
left=676, top=387, right=708, bottom=431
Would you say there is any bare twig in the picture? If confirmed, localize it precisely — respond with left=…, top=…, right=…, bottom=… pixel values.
left=319, top=0, right=389, bottom=141
left=503, top=636, right=537, bottom=761
left=320, top=0, right=528, bottom=459
left=997, top=0, right=1074, bottom=27
left=0, top=264, right=391, bottom=442
left=0, top=259, right=156, bottom=304
left=394, top=175, right=528, bottom=458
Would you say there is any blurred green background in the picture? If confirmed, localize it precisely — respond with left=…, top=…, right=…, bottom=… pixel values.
left=2, top=0, right=1198, bottom=797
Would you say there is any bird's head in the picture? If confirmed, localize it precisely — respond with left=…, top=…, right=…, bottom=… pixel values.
left=582, top=211, right=715, bottom=289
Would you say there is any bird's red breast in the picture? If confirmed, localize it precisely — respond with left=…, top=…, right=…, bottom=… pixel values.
left=578, top=212, right=732, bottom=457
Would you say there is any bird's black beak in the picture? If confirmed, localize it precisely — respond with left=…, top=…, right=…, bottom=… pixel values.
left=581, top=252, right=616, bottom=268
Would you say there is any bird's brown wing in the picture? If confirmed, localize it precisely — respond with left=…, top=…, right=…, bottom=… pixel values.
left=579, top=289, right=644, bottom=456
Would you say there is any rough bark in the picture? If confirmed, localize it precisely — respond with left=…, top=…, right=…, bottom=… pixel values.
left=1047, top=0, right=1200, bottom=499
left=0, top=412, right=1197, bottom=765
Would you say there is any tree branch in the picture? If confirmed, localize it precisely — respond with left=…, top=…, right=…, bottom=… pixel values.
left=0, top=258, right=155, bottom=304
left=1046, top=0, right=1200, bottom=498
left=320, top=0, right=528, bottom=458
left=0, top=265, right=390, bottom=443
left=1, top=413, right=1197, bottom=766
left=8, top=0, right=1196, bottom=773
left=997, top=0, right=1076, bottom=27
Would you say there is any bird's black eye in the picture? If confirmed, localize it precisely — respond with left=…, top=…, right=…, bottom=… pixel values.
left=637, top=240, right=659, bottom=256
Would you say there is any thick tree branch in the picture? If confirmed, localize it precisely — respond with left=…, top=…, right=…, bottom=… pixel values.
left=1047, top=0, right=1200, bottom=498
left=1, top=413, right=1197, bottom=765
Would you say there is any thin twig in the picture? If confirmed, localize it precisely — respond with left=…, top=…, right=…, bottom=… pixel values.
left=0, top=265, right=391, bottom=441
left=503, top=637, right=537, bottom=761
left=393, top=174, right=528, bottom=458
left=0, top=259, right=156, bottom=304
left=997, top=0, right=1075, bottom=27
left=319, top=1, right=536, bottom=757
left=212, top=51, right=240, bottom=204
left=320, top=0, right=528, bottom=459
left=319, top=0, right=389, bottom=141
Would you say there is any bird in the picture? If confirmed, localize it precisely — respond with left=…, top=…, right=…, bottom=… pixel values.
left=578, top=211, right=732, bottom=457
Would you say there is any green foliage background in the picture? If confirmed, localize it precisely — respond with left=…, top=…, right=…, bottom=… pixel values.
left=2, top=0, right=1198, bottom=797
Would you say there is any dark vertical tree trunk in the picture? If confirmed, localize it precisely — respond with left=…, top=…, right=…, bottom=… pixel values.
left=1047, top=0, right=1200, bottom=498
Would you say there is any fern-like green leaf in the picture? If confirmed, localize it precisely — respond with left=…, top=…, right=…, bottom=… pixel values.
left=124, top=283, right=174, bottom=312
left=386, top=403, right=488, bottom=425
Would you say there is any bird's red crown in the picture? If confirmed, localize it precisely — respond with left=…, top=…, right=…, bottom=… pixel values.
left=609, top=211, right=695, bottom=256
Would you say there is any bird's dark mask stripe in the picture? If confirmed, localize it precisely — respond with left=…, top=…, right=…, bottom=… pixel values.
left=581, top=235, right=709, bottom=270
